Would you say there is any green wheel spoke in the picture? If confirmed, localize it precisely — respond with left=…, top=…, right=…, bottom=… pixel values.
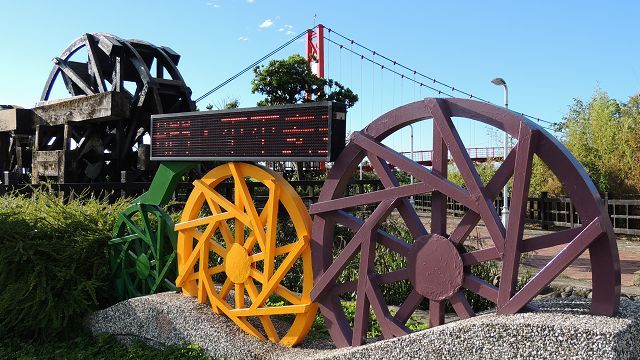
left=109, top=204, right=178, bottom=301
left=109, top=234, right=138, bottom=245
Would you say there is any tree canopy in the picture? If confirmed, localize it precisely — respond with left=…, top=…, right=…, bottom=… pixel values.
left=251, top=54, right=358, bottom=108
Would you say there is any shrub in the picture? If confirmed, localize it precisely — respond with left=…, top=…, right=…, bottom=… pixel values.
left=0, top=189, right=128, bottom=338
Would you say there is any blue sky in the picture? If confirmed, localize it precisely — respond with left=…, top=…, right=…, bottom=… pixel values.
left=1, top=1, right=638, bottom=152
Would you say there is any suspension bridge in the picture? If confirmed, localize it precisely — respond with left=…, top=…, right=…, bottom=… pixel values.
left=195, top=24, right=553, bottom=165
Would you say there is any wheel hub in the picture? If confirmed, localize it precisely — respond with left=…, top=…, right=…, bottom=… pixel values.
left=408, top=234, right=464, bottom=301
left=224, top=243, right=251, bottom=283
left=135, top=253, right=151, bottom=279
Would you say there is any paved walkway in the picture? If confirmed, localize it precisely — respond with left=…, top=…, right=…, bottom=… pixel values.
left=416, top=213, right=640, bottom=295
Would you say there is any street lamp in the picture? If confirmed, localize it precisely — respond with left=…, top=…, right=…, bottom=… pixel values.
left=491, top=77, right=509, bottom=226
left=409, top=124, right=414, bottom=205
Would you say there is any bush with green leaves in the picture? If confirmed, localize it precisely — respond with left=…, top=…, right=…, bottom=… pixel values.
left=0, top=333, right=209, bottom=359
left=0, top=189, right=128, bottom=339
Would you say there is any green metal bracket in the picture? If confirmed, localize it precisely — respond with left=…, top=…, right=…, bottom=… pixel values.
left=135, top=161, right=198, bottom=206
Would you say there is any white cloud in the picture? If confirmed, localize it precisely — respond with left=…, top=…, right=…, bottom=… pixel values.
left=277, top=28, right=284, bottom=32
left=259, top=19, right=274, bottom=29
left=238, top=36, right=249, bottom=41
left=284, top=24, right=293, bottom=29
left=213, top=4, right=221, bottom=7
left=247, top=0, right=255, bottom=3
left=286, top=30, right=294, bottom=35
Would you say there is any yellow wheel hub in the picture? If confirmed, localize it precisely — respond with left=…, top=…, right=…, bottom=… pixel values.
left=175, top=162, right=317, bottom=347
left=225, top=243, right=251, bottom=284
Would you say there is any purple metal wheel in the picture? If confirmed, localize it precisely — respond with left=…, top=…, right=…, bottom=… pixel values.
left=309, top=98, right=620, bottom=347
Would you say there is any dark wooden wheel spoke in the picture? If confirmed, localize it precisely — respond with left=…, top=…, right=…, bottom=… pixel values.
left=428, top=98, right=506, bottom=252
left=449, top=290, right=475, bottom=320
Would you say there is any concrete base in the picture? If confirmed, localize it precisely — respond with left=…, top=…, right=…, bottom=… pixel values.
left=89, top=293, right=640, bottom=360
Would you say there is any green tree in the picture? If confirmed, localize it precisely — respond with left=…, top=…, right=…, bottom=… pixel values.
left=552, top=89, right=640, bottom=194
left=206, top=97, right=240, bottom=110
left=251, top=54, right=358, bottom=108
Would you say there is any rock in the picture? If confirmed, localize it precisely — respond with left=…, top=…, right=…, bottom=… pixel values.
left=89, top=293, right=640, bottom=360
left=633, top=270, right=640, bottom=286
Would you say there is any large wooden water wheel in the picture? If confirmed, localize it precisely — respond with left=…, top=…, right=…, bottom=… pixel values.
left=309, top=98, right=620, bottom=347
left=36, top=33, right=195, bottom=182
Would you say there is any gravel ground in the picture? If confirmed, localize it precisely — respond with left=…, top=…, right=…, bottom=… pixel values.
left=89, top=293, right=640, bottom=360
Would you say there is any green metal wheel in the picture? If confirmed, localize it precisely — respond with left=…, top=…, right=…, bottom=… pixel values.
left=109, top=203, right=178, bottom=300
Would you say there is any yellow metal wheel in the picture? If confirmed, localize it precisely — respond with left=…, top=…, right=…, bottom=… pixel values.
left=175, top=162, right=317, bottom=346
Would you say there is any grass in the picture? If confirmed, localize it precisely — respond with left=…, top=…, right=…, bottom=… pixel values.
left=0, top=333, right=210, bottom=360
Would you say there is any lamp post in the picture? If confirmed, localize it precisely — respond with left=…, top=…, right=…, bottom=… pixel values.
left=409, top=124, right=414, bottom=205
left=491, top=77, right=509, bottom=226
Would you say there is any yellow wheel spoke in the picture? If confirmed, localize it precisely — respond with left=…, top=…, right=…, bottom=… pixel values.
left=250, top=242, right=300, bottom=263
left=263, top=181, right=280, bottom=279
left=235, top=283, right=245, bottom=309
left=194, top=180, right=251, bottom=225
left=229, top=163, right=267, bottom=250
left=202, top=191, right=235, bottom=247
left=175, top=212, right=234, bottom=231
left=185, top=264, right=224, bottom=282
left=175, top=223, right=218, bottom=286
left=275, top=285, right=303, bottom=305
left=260, top=316, right=280, bottom=343
left=229, top=304, right=310, bottom=316
left=251, top=239, right=307, bottom=309
left=245, top=280, right=260, bottom=302
left=219, top=278, right=233, bottom=299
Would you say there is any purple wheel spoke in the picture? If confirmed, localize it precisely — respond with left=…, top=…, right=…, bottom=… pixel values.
left=429, top=299, right=445, bottom=327
left=330, top=210, right=412, bottom=256
left=522, top=227, right=583, bottom=252
left=431, top=126, right=448, bottom=235
left=395, top=289, right=424, bottom=324
left=311, top=199, right=397, bottom=301
left=449, top=149, right=516, bottom=245
left=331, top=269, right=409, bottom=296
left=365, top=276, right=411, bottom=338
left=498, top=125, right=538, bottom=307
left=350, top=131, right=478, bottom=211
left=499, top=218, right=604, bottom=314
left=310, top=182, right=431, bottom=215
left=352, top=228, right=376, bottom=346
left=428, top=98, right=506, bottom=253
left=368, top=154, right=428, bottom=238
left=462, top=274, right=499, bottom=303
left=449, top=290, right=475, bottom=320
left=461, top=247, right=500, bottom=266
left=318, top=297, right=352, bottom=347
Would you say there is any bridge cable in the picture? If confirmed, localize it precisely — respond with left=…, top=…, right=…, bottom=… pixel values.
left=325, top=26, right=557, bottom=128
left=194, top=28, right=310, bottom=103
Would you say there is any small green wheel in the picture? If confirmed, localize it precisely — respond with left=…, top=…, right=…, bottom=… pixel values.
left=109, top=203, right=178, bottom=300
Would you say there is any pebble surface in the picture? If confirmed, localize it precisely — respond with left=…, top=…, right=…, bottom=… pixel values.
left=88, top=293, right=640, bottom=360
